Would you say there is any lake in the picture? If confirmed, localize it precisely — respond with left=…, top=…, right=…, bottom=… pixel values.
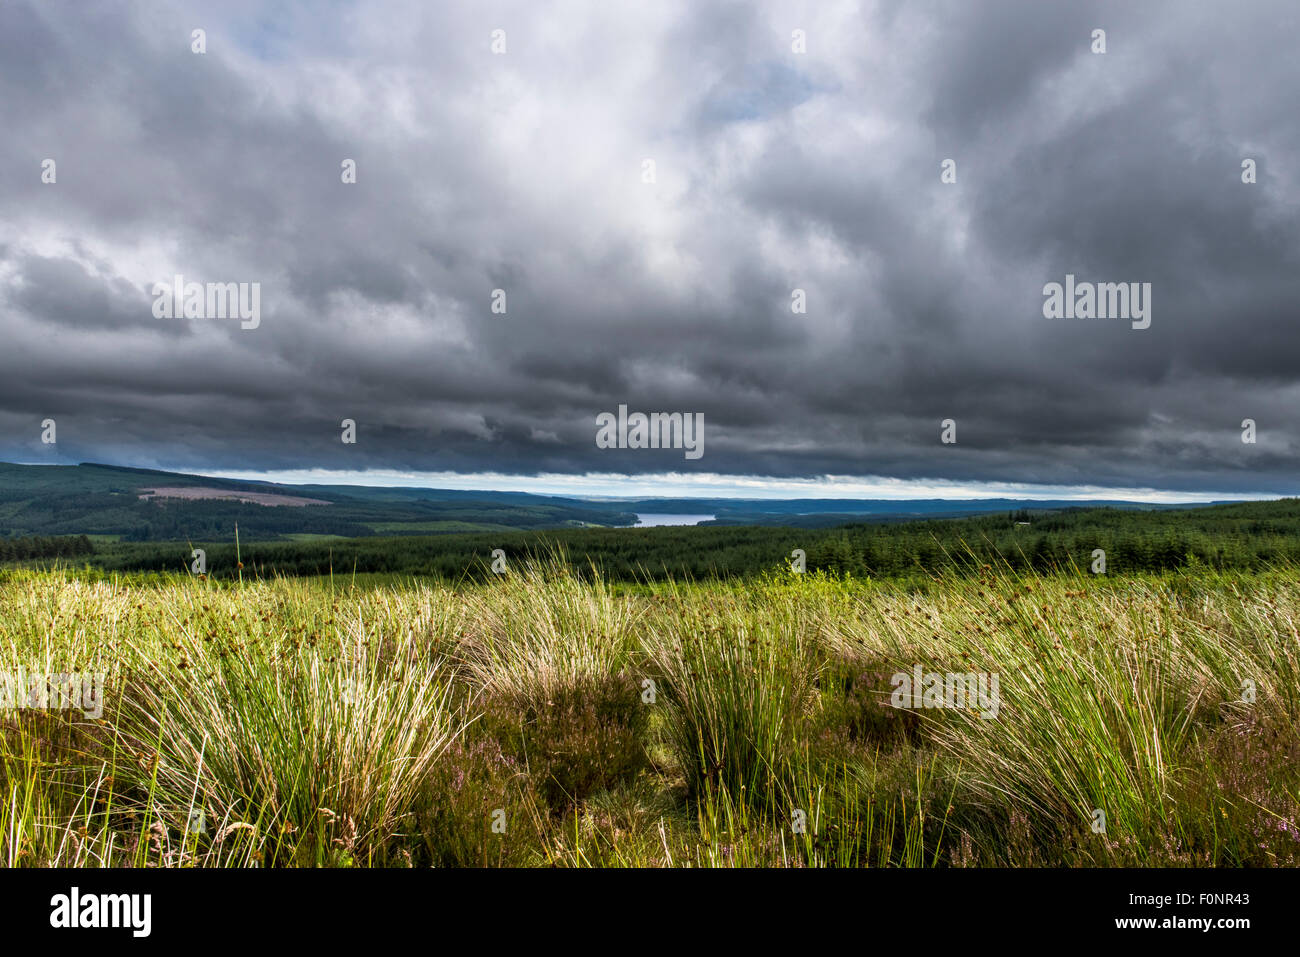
left=633, top=513, right=716, bottom=527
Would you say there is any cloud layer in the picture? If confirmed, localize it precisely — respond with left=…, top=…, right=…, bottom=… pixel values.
left=2, top=0, right=1298, bottom=494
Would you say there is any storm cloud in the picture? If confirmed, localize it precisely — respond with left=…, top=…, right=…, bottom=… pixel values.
left=1, top=0, right=1297, bottom=495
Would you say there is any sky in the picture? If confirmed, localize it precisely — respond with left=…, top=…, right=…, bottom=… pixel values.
left=1, top=0, right=1298, bottom=501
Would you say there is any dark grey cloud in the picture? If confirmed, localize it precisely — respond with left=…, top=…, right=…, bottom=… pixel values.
left=0, top=0, right=1297, bottom=495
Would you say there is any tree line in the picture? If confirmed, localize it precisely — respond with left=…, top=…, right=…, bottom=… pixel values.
left=54, top=499, right=1300, bottom=581
left=0, top=534, right=95, bottom=562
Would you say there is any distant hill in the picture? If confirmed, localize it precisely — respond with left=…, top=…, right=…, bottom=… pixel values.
left=38, top=495, right=1300, bottom=583
left=611, top=497, right=1218, bottom=527
left=0, top=462, right=635, bottom=540
left=0, top=461, right=1232, bottom=542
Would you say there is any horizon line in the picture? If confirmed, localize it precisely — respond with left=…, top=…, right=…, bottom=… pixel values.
left=4, top=460, right=1291, bottom=504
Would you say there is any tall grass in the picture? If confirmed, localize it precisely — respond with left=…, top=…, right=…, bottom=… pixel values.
left=458, top=552, right=640, bottom=707
left=0, top=561, right=1296, bottom=866
left=646, top=580, right=817, bottom=807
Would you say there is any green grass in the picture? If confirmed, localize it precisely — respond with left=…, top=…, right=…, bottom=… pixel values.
left=1, top=560, right=1297, bottom=867
left=367, top=521, right=527, bottom=534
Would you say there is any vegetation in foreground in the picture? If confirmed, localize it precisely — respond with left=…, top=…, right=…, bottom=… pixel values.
left=1, top=558, right=1297, bottom=867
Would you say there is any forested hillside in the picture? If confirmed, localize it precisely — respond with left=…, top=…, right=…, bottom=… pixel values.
left=33, top=498, right=1300, bottom=582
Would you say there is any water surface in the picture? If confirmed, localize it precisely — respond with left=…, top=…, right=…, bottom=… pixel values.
left=633, top=513, right=715, bottom=527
